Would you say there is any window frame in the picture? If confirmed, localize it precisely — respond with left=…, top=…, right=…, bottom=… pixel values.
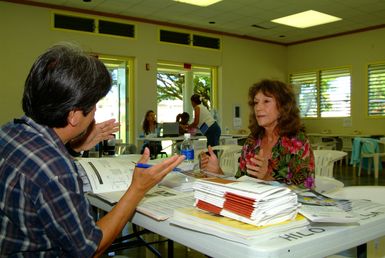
left=97, top=55, right=135, bottom=144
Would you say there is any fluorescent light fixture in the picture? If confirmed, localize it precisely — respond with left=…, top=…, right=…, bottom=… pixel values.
left=271, top=10, right=342, bottom=28
left=173, top=0, right=222, bottom=7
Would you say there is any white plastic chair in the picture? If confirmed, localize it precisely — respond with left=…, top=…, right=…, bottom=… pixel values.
left=313, top=150, right=347, bottom=177
left=115, top=143, right=137, bottom=155
left=211, top=145, right=242, bottom=177
left=192, top=139, right=207, bottom=160
left=339, top=136, right=353, bottom=165
left=221, top=137, right=238, bottom=145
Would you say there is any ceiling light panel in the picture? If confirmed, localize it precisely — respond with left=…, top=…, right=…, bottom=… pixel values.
left=271, top=10, right=342, bottom=28
left=173, top=0, right=222, bottom=7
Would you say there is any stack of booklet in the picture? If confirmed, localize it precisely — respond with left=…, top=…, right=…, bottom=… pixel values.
left=170, top=177, right=308, bottom=244
left=191, top=177, right=301, bottom=226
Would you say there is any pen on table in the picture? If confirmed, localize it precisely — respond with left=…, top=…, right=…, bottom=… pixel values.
left=133, top=162, right=183, bottom=172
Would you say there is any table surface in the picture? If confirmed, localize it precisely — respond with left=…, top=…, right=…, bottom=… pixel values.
left=138, top=134, right=248, bottom=142
left=87, top=185, right=385, bottom=258
left=307, top=133, right=372, bottom=138
left=137, top=135, right=205, bottom=141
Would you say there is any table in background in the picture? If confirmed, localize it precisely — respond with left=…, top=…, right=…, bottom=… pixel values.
left=307, top=133, right=372, bottom=145
left=137, top=134, right=246, bottom=155
left=307, top=133, right=374, bottom=160
left=137, top=135, right=206, bottom=155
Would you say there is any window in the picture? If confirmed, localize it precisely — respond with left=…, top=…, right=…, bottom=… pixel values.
left=320, top=68, right=351, bottom=117
left=368, top=63, right=385, bottom=116
left=99, top=20, right=135, bottom=37
left=53, top=13, right=135, bottom=38
left=54, top=14, right=94, bottom=32
left=192, top=34, right=220, bottom=49
left=96, top=57, right=133, bottom=143
left=290, top=72, right=317, bottom=118
left=156, top=62, right=217, bottom=123
left=159, top=29, right=221, bottom=50
left=290, top=68, right=351, bottom=118
left=160, top=30, right=190, bottom=45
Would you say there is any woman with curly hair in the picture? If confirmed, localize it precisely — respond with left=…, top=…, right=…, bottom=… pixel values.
left=140, top=110, right=163, bottom=159
left=200, top=79, right=315, bottom=189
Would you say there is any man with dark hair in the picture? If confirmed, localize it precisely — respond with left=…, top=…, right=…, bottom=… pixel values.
left=0, top=43, right=184, bottom=257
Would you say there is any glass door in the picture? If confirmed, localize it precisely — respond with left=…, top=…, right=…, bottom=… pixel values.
left=96, top=57, right=130, bottom=143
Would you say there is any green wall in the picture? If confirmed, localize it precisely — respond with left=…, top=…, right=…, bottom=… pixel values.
left=1, top=1, right=384, bottom=142
left=0, top=1, right=286, bottom=145
left=288, top=28, right=385, bottom=135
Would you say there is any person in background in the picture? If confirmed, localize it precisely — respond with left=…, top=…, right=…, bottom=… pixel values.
left=140, top=110, right=163, bottom=159
left=174, top=112, right=190, bottom=153
left=188, top=94, right=221, bottom=147
left=0, top=43, right=185, bottom=257
left=176, top=112, right=190, bottom=136
left=200, top=79, right=315, bottom=189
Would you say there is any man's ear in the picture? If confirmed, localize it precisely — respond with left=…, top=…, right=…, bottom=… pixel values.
left=67, top=110, right=80, bottom=127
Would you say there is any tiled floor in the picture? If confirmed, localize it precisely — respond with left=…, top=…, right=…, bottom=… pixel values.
left=333, top=161, right=385, bottom=187
left=104, top=162, right=385, bottom=258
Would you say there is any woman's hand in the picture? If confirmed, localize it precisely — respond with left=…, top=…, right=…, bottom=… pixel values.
left=71, top=119, right=120, bottom=152
left=199, top=146, right=223, bottom=175
left=245, top=149, right=272, bottom=180
left=180, top=124, right=188, bottom=132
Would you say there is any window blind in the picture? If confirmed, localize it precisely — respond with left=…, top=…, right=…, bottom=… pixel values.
left=368, top=63, right=385, bottom=116
left=320, top=68, right=351, bottom=117
left=290, top=72, right=318, bottom=117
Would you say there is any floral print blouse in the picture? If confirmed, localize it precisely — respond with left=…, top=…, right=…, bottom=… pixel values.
left=235, top=131, right=315, bottom=189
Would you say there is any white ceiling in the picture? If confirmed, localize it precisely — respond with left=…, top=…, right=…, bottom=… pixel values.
left=23, top=0, right=385, bottom=44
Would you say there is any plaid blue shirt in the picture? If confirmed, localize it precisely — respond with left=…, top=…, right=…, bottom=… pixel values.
left=0, top=116, right=102, bottom=257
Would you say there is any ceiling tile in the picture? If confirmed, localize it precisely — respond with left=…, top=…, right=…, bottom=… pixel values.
left=17, top=0, right=385, bottom=44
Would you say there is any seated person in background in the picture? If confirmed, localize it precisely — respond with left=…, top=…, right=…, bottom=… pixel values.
left=176, top=112, right=190, bottom=136
left=140, top=110, right=163, bottom=159
left=200, top=79, right=315, bottom=189
left=175, top=112, right=190, bottom=153
left=0, top=43, right=185, bottom=257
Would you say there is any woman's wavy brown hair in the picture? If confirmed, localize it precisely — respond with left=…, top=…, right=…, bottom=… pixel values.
left=248, top=79, right=303, bottom=138
left=142, top=110, right=158, bottom=134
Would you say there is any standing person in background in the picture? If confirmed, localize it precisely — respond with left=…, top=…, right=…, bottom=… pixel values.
left=199, top=79, right=315, bottom=189
left=0, top=43, right=185, bottom=257
left=140, top=110, right=163, bottom=159
left=188, top=94, right=221, bottom=147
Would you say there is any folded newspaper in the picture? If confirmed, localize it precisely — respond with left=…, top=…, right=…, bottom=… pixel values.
left=76, top=158, right=194, bottom=220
